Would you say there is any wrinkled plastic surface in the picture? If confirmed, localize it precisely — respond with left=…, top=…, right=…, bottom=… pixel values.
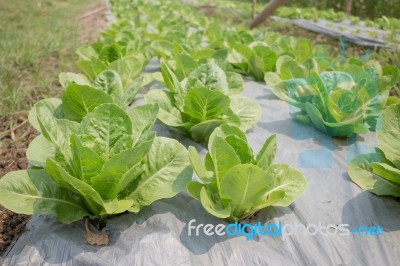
left=273, top=16, right=399, bottom=48
left=2, top=65, right=400, bottom=265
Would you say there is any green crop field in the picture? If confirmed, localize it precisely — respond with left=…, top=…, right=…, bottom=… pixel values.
left=0, top=0, right=399, bottom=263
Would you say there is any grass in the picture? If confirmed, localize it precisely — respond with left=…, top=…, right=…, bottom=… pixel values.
left=0, top=0, right=99, bottom=130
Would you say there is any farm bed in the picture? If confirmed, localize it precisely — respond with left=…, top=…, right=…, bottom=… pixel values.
left=1, top=0, right=399, bottom=264
left=3, top=62, right=400, bottom=264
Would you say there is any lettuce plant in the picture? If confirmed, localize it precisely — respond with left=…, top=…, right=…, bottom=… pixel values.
left=59, top=69, right=144, bottom=110
left=227, top=37, right=312, bottom=81
left=150, top=34, right=203, bottom=60
left=0, top=101, right=192, bottom=224
left=265, top=60, right=400, bottom=137
left=228, top=42, right=278, bottom=81
left=348, top=104, right=400, bottom=197
left=186, top=124, right=307, bottom=221
left=100, top=21, right=153, bottom=64
left=76, top=41, right=146, bottom=89
left=144, top=62, right=261, bottom=142
left=162, top=48, right=233, bottom=82
left=147, top=9, right=205, bottom=60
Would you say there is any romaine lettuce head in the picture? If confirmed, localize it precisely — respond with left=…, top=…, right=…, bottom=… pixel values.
left=75, top=41, right=147, bottom=91
left=265, top=66, right=399, bottom=137
left=59, top=69, right=144, bottom=109
left=227, top=42, right=278, bottom=81
left=144, top=62, right=261, bottom=142
left=348, top=104, right=400, bottom=197
left=158, top=48, right=232, bottom=82
left=227, top=36, right=313, bottom=81
left=186, top=124, right=307, bottom=221
left=0, top=101, right=192, bottom=223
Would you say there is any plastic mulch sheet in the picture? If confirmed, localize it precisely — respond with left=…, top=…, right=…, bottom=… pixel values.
left=2, top=62, right=400, bottom=265
left=273, top=16, right=399, bottom=49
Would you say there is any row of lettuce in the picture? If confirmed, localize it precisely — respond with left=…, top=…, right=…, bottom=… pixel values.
left=196, top=0, right=400, bottom=44
left=0, top=67, right=305, bottom=223
left=276, top=6, right=400, bottom=44
left=111, top=0, right=400, bottom=196
left=192, top=0, right=400, bottom=32
left=0, top=0, right=398, bottom=230
left=276, top=6, right=400, bottom=34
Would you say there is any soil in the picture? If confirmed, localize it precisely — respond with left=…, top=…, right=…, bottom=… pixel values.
left=0, top=1, right=108, bottom=257
left=0, top=211, right=30, bottom=257
left=0, top=116, right=35, bottom=256
left=78, top=2, right=108, bottom=44
left=197, top=5, right=217, bottom=16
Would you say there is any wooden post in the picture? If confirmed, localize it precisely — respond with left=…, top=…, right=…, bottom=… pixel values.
left=249, top=0, right=286, bottom=29
left=345, top=0, right=353, bottom=15
left=252, top=0, right=257, bottom=19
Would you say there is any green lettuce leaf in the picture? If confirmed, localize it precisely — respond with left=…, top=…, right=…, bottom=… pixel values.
left=0, top=169, right=88, bottom=223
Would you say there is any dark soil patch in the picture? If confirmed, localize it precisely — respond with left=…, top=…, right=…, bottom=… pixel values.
left=0, top=115, right=35, bottom=256
left=0, top=118, right=35, bottom=178
left=0, top=211, right=29, bottom=257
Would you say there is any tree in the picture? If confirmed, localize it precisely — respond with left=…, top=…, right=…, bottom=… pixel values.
left=249, top=0, right=286, bottom=29
left=252, top=0, right=257, bottom=19
left=345, top=0, right=353, bottom=15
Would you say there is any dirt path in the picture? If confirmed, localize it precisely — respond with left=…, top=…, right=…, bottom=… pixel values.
left=0, top=1, right=108, bottom=256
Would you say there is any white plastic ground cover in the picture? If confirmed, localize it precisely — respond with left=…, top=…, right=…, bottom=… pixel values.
left=272, top=16, right=400, bottom=49
left=2, top=60, right=400, bottom=265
